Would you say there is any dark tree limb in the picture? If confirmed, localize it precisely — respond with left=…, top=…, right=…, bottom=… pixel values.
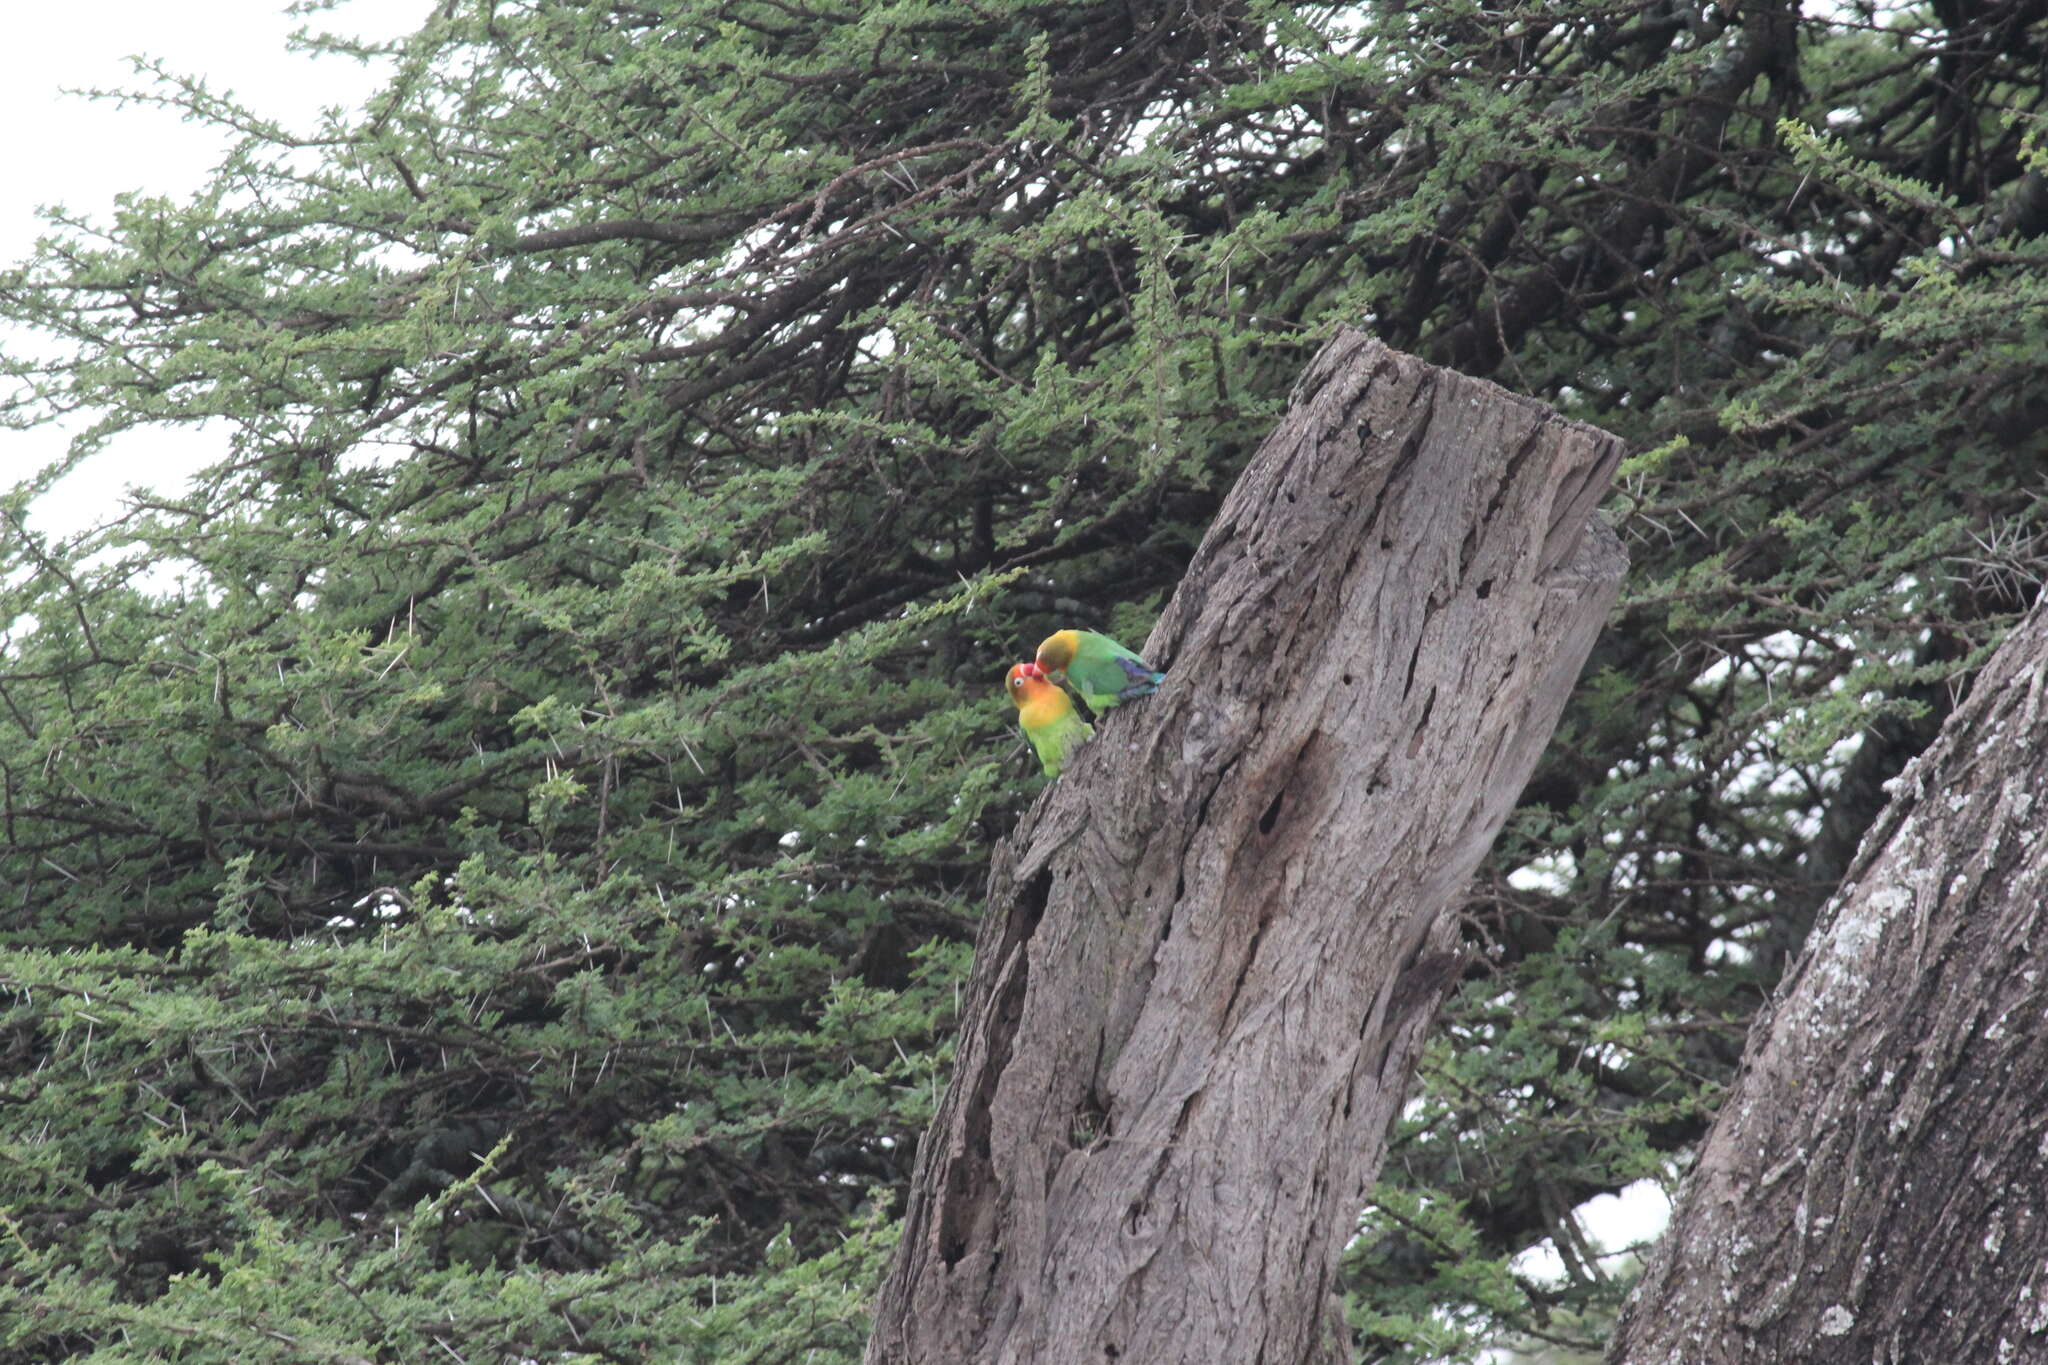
left=1609, top=601, right=2048, bottom=1365
left=866, top=329, right=1627, bottom=1364
left=1434, top=1, right=1800, bottom=376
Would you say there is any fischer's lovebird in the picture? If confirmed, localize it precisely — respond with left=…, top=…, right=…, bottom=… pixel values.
left=1034, top=629, right=1166, bottom=713
left=1006, top=662, right=1094, bottom=778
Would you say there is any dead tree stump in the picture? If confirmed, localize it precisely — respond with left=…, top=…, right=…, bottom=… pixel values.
left=867, top=328, right=1628, bottom=1364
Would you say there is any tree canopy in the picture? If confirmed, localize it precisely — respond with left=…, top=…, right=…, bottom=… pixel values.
left=2, top=1, right=2043, bottom=1360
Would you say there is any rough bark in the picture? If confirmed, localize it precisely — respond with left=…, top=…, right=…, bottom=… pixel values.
left=1609, top=602, right=2048, bottom=1365
left=865, top=328, right=1628, bottom=1365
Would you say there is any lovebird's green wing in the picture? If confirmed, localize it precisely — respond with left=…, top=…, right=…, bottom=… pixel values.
left=1066, top=631, right=1167, bottom=712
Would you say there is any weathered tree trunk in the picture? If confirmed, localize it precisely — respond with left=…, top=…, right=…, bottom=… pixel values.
left=866, top=329, right=1627, bottom=1364
left=1609, top=603, right=2048, bottom=1365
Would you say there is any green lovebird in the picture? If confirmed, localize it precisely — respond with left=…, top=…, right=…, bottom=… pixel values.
left=1005, top=661, right=1094, bottom=778
left=1034, top=629, right=1166, bottom=713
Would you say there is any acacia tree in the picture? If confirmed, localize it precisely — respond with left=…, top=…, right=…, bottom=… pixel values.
left=1609, top=598, right=2048, bottom=1365
left=0, top=0, right=2043, bottom=1360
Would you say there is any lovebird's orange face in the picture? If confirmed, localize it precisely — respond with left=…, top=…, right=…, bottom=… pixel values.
left=1005, top=662, right=1065, bottom=724
left=1006, top=661, right=1043, bottom=701
left=1034, top=630, right=1079, bottom=676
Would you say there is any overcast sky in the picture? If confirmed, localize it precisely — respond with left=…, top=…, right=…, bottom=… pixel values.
left=4, top=0, right=423, bottom=539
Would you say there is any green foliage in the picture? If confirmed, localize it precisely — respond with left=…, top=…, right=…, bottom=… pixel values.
left=3, top=0, right=2046, bottom=1359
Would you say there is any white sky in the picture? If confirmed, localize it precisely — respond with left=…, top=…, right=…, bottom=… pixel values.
left=3, top=0, right=424, bottom=541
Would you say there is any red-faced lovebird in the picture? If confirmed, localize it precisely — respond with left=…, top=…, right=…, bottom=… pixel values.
left=1005, top=661, right=1094, bottom=777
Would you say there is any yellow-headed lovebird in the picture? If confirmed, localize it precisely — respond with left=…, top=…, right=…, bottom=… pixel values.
left=1006, top=661, right=1094, bottom=778
left=1034, top=629, right=1166, bottom=713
